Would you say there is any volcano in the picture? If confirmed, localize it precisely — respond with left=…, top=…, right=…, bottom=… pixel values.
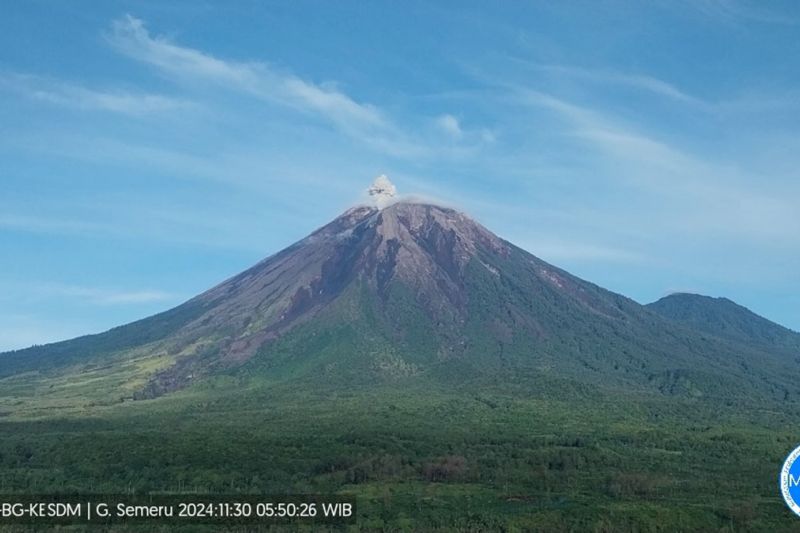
left=1, top=188, right=798, bottom=404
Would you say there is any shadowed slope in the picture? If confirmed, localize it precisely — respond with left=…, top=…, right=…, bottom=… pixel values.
left=2, top=203, right=799, bottom=405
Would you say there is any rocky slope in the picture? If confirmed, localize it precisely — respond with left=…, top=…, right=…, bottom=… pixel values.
left=2, top=201, right=799, bottom=404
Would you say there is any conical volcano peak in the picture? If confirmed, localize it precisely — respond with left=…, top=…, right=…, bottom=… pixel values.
left=6, top=180, right=800, bottom=419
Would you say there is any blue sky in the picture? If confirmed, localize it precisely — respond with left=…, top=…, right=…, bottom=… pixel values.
left=1, top=0, right=799, bottom=351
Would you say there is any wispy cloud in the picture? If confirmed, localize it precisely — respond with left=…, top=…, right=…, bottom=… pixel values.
left=105, top=15, right=421, bottom=154
left=518, top=239, right=645, bottom=263
left=34, top=283, right=176, bottom=305
left=530, top=64, right=703, bottom=105
left=59, top=286, right=174, bottom=305
left=104, top=15, right=498, bottom=159
left=0, top=207, right=273, bottom=252
left=687, top=0, right=799, bottom=26
left=0, top=213, right=105, bottom=235
left=525, top=63, right=800, bottom=119
left=510, top=87, right=800, bottom=246
left=435, top=114, right=463, bottom=139
left=0, top=72, right=191, bottom=115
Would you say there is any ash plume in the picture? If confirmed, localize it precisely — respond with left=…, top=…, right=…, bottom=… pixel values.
left=368, top=175, right=397, bottom=209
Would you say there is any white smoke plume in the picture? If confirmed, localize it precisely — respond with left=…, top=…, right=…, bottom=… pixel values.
left=368, top=174, right=397, bottom=209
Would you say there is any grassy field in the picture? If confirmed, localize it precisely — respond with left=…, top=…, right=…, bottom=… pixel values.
left=0, top=373, right=799, bottom=532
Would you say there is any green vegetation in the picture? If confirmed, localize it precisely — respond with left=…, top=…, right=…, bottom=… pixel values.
left=1, top=268, right=799, bottom=531
left=648, top=293, right=800, bottom=354
left=1, top=369, right=799, bottom=531
left=0, top=299, right=210, bottom=379
left=2, top=204, right=799, bottom=531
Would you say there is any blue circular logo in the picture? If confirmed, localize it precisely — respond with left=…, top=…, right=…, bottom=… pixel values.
left=780, top=445, right=800, bottom=517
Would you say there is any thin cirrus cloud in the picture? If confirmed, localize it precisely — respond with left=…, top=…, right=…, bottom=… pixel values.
left=36, top=284, right=176, bottom=305
left=508, top=86, right=800, bottom=246
left=523, top=63, right=800, bottom=117
left=518, top=239, right=645, bottom=264
left=435, top=114, right=464, bottom=139
left=106, top=15, right=415, bottom=154
left=688, top=0, right=799, bottom=26
left=0, top=72, right=191, bottom=115
left=0, top=213, right=107, bottom=236
left=105, top=15, right=492, bottom=158
left=527, top=63, right=704, bottom=106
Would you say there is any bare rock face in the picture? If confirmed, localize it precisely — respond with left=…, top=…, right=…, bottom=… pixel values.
left=122, top=201, right=516, bottom=396
left=165, top=202, right=509, bottom=365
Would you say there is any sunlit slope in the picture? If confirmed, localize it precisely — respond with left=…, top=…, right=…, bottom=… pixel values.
left=2, top=202, right=799, bottom=411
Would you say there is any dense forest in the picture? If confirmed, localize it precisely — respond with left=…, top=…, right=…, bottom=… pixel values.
left=0, top=378, right=798, bottom=532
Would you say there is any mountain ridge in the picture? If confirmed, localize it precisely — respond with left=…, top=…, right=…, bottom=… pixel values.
left=647, top=292, right=800, bottom=354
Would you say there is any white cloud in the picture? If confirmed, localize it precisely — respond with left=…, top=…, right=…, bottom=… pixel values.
left=104, top=15, right=496, bottom=159
left=107, top=15, right=389, bottom=135
left=0, top=280, right=176, bottom=307
left=0, top=213, right=105, bottom=235
left=688, top=0, right=798, bottom=26
left=512, top=87, right=800, bottom=246
left=0, top=205, right=273, bottom=252
left=480, top=129, right=496, bottom=143
left=54, top=286, right=175, bottom=305
left=37, top=86, right=186, bottom=115
left=436, top=114, right=463, bottom=138
left=532, top=64, right=703, bottom=105
left=29, top=284, right=176, bottom=305
left=0, top=72, right=190, bottom=115
left=524, top=63, right=800, bottom=118
left=519, top=239, right=644, bottom=263
left=109, top=15, right=260, bottom=86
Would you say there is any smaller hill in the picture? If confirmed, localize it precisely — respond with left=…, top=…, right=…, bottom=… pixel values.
left=647, top=293, right=800, bottom=355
